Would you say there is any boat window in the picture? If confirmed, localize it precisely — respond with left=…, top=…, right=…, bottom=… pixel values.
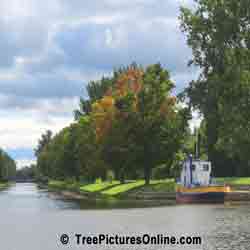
left=191, top=164, right=196, bottom=171
left=203, top=164, right=209, bottom=171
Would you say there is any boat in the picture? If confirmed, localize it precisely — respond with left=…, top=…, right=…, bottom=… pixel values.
left=176, top=155, right=230, bottom=204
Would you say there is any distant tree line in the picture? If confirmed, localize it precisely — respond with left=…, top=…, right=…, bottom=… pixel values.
left=0, top=149, right=16, bottom=181
left=15, top=165, right=36, bottom=182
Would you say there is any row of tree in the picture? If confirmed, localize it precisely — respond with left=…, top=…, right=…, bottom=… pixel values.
left=0, top=149, right=16, bottom=181
left=35, top=64, right=191, bottom=184
left=15, top=165, right=36, bottom=182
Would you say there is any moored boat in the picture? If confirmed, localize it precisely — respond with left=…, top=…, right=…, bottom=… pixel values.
left=176, top=155, right=230, bottom=204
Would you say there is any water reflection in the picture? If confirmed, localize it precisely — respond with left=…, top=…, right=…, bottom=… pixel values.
left=79, top=197, right=175, bottom=210
left=0, top=183, right=79, bottom=212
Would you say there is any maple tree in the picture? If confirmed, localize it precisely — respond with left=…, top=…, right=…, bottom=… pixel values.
left=91, top=64, right=189, bottom=184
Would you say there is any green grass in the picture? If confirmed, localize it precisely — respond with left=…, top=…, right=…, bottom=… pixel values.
left=48, top=180, right=67, bottom=190
left=215, top=177, right=250, bottom=185
left=48, top=180, right=80, bottom=191
left=48, top=180, right=121, bottom=193
left=48, top=179, right=175, bottom=196
left=80, top=181, right=120, bottom=193
left=101, top=179, right=172, bottom=196
left=144, top=179, right=176, bottom=192
left=0, top=182, right=9, bottom=189
left=45, top=177, right=250, bottom=198
left=101, top=180, right=145, bottom=195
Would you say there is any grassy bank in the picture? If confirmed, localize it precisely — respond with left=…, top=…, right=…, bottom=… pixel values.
left=0, top=182, right=9, bottom=190
left=215, top=177, right=250, bottom=185
left=80, top=181, right=120, bottom=193
left=48, top=179, right=176, bottom=197
left=46, top=177, right=250, bottom=200
left=48, top=180, right=80, bottom=192
left=101, top=179, right=175, bottom=196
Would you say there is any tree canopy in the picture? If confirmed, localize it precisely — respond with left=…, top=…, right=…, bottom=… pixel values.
left=180, top=0, right=250, bottom=176
left=36, top=63, right=190, bottom=183
left=0, top=149, right=16, bottom=181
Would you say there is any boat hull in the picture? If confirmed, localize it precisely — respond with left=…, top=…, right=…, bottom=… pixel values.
left=176, top=186, right=229, bottom=204
left=176, top=191, right=225, bottom=204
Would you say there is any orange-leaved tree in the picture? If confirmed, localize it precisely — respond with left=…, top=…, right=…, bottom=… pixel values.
left=91, top=64, right=190, bottom=183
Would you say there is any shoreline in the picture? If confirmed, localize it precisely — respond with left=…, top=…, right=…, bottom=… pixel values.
left=39, top=181, right=250, bottom=204
left=0, top=182, right=10, bottom=190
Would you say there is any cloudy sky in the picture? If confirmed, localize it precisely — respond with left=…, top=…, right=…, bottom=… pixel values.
left=0, top=0, right=198, bottom=168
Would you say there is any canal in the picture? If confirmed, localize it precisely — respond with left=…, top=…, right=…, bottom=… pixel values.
left=1, top=183, right=250, bottom=250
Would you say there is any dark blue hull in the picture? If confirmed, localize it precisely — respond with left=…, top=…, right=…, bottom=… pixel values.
left=176, top=192, right=225, bottom=204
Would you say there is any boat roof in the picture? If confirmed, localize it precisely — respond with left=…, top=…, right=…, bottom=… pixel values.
left=191, top=159, right=211, bottom=163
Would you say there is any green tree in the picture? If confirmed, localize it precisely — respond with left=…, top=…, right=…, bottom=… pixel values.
left=92, top=63, right=190, bottom=184
left=16, top=166, right=35, bottom=181
left=74, top=77, right=114, bottom=119
left=36, top=117, right=105, bottom=182
left=100, top=109, right=140, bottom=183
left=180, top=0, right=250, bottom=176
left=135, top=64, right=189, bottom=184
left=35, top=130, right=53, bottom=157
left=0, top=149, right=16, bottom=181
left=36, top=64, right=189, bottom=183
left=74, top=63, right=141, bottom=120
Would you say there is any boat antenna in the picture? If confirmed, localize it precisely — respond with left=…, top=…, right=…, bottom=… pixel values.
left=195, top=129, right=201, bottom=159
left=189, top=154, right=193, bottom=186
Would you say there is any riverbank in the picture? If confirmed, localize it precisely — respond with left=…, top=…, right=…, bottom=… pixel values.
left=44, top=179, right=177, bottom=207
left=46, top=179, right=176, bottom=199
left=0, top=182, right=10, bottom=190
left=43, top=178, right=250, bottom=204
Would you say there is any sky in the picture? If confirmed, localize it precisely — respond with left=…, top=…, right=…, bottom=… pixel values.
left=0, top=0, right=199, bottom=169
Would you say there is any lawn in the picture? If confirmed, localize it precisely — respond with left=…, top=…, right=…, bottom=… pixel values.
left=215, top=177, right=250, bottom=185
left=48, top=180, right=67, bottom=190
left=101, top=179, right=173, bottom=196
left=47, top=177, right=250, bottom=197
left=0, top=182, right=9, bottom=189
left=80, top=181, right=120, bottom=193
left=143, top=179, right=176, bottom=192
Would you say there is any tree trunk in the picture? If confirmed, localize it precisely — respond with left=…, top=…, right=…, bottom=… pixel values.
left=206, top=110, right=219, bottom=176
left=144, top=163, right=151, bottom=185
left=119, top=169, right=125, bottom=184
left=114, top=169, right=119, bottom=180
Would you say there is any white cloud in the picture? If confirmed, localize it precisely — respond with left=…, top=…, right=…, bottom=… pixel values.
left=0, top=0, right=197, bottom=163
left=16, top=158, right=36, bottom=169
left=0, top=98, right=77, bottom=150
left=189, top=110, right=203, bottom=132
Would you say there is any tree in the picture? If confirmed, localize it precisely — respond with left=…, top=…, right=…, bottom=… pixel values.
left=36, top=64, right=189, bottom=183
left=180, top=0, right=250, bottom=176
left=35, top=117, right=106, bottom=182
left=16, top=166, right=35, bottom=181
left=74, top=77, right=114, bottom=120
left=135, top=64, right=190, bottom=184
left=0, top=149, right=16, bottom=181
left=91, top=64, right=190, bottom=184
left=74, top=63, right=141, bottom=120
left=35, top=130, right=53, bottom=157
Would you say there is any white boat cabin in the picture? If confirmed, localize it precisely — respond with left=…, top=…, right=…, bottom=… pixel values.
left=180, top=156, right=212, bottom=187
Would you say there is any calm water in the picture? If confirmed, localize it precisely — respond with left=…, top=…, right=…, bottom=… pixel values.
left=1, top=183, right=250, bottom=250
